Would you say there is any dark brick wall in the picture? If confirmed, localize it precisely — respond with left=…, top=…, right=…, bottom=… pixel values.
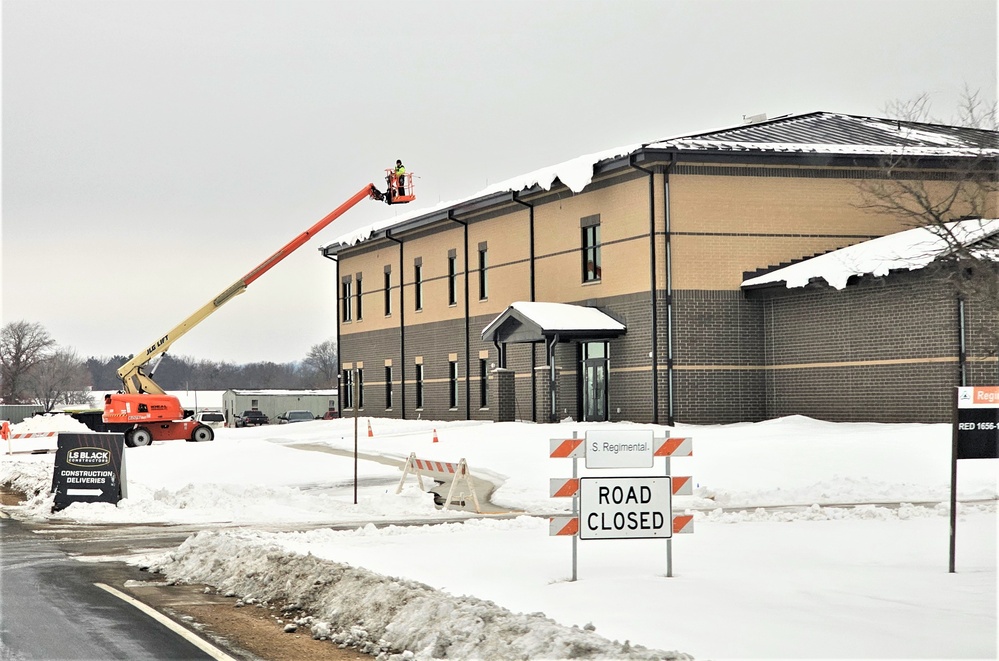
left=670, top=289, right=766, bottom=423
left=754, top=265, right=995, bottom=422
left=341, top=266, right=994, bottom=425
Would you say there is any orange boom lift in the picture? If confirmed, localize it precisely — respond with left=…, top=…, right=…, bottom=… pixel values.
left=105, top=173, right=415, bottom=447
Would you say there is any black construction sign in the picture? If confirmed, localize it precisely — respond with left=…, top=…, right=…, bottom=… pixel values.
left=956, top=386, right=999, bottom=459
left=51, top=433, right=127, bottom=512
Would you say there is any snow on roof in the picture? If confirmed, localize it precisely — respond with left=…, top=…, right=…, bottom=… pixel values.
left=324, top=112, right=997, bottom=251
left=326, top=143, right=641, bottom=249
left=741, top=218, right=999, bottom=290
left=507, top=301, right=625, bottom=332
left=480, top=301, right=626, bottom=342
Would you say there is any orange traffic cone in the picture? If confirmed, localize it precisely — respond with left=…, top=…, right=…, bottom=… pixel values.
left=432, top=428, right=439, bottom=443
left=367, top=419, right=373, bottom=438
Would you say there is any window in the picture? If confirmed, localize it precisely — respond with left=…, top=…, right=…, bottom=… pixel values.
left=479, top=358, right=488, bottom=408
left=342, top=370, right=354, bottom=408
left=415, top=363, right=424, bottom=409
left=478, top=243, right=488, bottom=300
left=341, top=278, right=352, bottom=322
left=385, top=366, right=393, bottom=409
left=449, top=360, right=458, bottom=409
left=447, top=250, right=458, bottom=306
left=355, top=274, right=363, bottom=320
left=384, top=267, right=392, bottom=316
left=357, top=368, right=364, bottom=408
left=414, top=259, right=423, bottom=311
left=581, top=215, right=601, bottom=282
left=251, top=399, right=259, bottom=409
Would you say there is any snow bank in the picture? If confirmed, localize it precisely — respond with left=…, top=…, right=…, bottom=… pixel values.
left=150, top=529, right=689, bottom=661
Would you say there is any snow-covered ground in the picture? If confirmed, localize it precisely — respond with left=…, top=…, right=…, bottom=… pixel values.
left=1, top=414, right=995, bottom=660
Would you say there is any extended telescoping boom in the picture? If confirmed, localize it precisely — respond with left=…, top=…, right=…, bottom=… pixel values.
left=104, top=172, right=415, bottom=447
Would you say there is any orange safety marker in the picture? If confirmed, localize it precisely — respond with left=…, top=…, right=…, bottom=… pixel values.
left=654, top=437, right=693, bottom=457
left=672, top=475, right=693, bottom=495
left=367, top=419, right=373, bottom=438
left=672, top=513, right=694, bottom=534
left=549, top=516, right=579, bottom=536
left=432, top=428, right=439, bottom=443
left=549, top=477, right=579, bottom=498
left=549, top=438, right=584, bottom=458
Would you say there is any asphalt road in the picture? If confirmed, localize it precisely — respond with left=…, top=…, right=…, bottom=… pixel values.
left=0, top=516, right=223, bottom=660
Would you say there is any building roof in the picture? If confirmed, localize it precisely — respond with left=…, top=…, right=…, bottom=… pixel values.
left=645, top=112, right=999, bottom=155
left=323, top=112, right=998, bottom=254
left=481, top=302, right=626, bottom=344
left=741, top=218, right=999, bottom=291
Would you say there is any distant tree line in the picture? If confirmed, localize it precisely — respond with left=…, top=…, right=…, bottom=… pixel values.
left=1, top=321, right=338, bottom=410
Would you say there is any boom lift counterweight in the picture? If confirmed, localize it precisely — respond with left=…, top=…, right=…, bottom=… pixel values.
left=105, top=175, right=415, bottom=447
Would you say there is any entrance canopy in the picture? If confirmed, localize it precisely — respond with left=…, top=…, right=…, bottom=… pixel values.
left=481, top=302, right=626, bottom=344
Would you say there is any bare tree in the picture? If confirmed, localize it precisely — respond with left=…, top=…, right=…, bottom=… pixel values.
left=28, top=348, right=93, bottom=411
left=303, top=338, right=338, bottom=388
left=1, top=321, right=56, bottom=403
left=857, top=88, right=999, bottom=365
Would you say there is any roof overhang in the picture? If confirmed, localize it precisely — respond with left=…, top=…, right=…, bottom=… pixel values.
left=481, top=302, right=626, bottom=344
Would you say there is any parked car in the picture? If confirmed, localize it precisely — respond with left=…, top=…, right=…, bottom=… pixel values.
left=277, top=410, right=315, bottom=424
left=195, top=410, right=226, bottom=429
left=236, top=410, right=269, bottom=427
left=319, top=410, right=339, bottom=420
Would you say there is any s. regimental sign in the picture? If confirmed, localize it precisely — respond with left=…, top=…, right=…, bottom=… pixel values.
left=51, top=433, right=127, bottom=512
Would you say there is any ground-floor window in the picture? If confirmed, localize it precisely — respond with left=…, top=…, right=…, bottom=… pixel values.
left=449, top=360, right=458, bottom=409
left=415, top=363, right=424, bottom=409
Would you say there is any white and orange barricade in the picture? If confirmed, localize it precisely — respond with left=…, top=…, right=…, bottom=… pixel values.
left=397, top=452, right=481, bottom=513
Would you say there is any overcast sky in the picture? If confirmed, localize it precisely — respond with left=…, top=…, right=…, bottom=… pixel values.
left=2, top=0, right=996, bottom=366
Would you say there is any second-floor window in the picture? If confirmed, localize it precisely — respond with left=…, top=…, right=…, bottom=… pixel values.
left=414, top=260, right=423, bottom=311
left=384, top=268, right=392, bottom=316
left=341, top=278, right=352, bottom=322
left=582, top=215, right=601, bottom=282
left=447, top=250, right=458, bottom=306
left=478, top=243, right=488, bottom=300
left=355, top=274, right=363, bottom=320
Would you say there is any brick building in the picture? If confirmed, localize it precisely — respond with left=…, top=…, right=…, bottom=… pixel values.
left=321, top=112, right=998, bottom=424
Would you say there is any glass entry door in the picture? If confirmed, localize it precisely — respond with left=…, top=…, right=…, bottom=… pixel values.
left=581, top=341, right=608, bottom=422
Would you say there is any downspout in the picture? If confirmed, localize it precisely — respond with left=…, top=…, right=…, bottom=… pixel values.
left=322, top=250, right=343, bottom=414
left=629, top=156, right=661, bottom=425
left=512, top=192, right=538, bottom=422
left=663, top=152, right=678, bottom=426
left=448, top=211, right=472, bottom=420
left=957, top=296, right=967, bottom=387
left=385, top=231, right=405, bottom=417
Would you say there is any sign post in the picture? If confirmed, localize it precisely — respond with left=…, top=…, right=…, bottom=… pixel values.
left=550, top=429, right=694, bottom=579
left=951, top=386, right=999, bottom=572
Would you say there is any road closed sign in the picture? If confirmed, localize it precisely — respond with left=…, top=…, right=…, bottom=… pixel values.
left=579, top=476, right=672, bottom=540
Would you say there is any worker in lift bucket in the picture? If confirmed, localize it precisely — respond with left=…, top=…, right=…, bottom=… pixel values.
left=394, top=159, right=406, bottom=196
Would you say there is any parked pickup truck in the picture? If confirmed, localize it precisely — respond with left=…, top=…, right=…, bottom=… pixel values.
left=236, top=410, right=269, bottom=427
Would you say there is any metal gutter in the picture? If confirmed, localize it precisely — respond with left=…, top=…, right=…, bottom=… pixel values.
left=511, top=191, right=538, bottom=422
left=448, top=210, right=472, bottom=421
left=385, top=230, right=405, bottom=417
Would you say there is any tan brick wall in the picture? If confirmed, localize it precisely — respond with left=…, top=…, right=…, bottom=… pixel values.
left=670, top=170, right=918, bottom=290
left=535, top=176, right=653, bottom=301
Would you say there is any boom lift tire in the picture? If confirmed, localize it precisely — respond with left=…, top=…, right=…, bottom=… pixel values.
left=189, top=424, right=214, bottom=443
left=126, top=427, right=153, bottom=448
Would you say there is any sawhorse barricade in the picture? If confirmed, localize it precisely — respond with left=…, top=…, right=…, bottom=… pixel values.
left=397, top=452, right=482, bottom=513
